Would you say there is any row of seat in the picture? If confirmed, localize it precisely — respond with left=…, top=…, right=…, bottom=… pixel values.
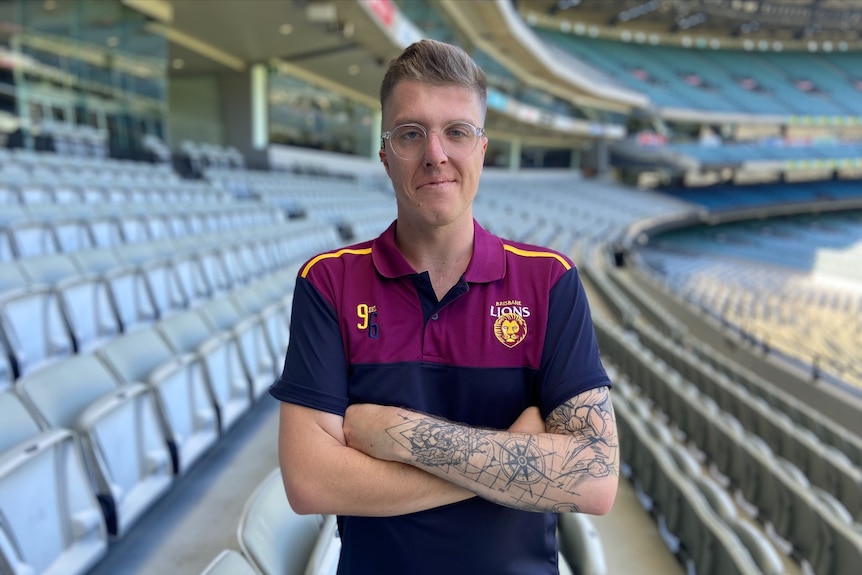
left=0, top=147, right=179, bottom=184
left=0, top=220, right=340, bottom=388
left=0, top=180, right=232, bottom=207
left=594, top=315, right=862, bottom=575
left=0, top=288, right=287, bottom=573
left=594, top=248, right=862, bottom=472
left=612, top=380, right=780, bottom=575
left=632, top=318, right=862, bottom=523
left=0, top=202, right=349, bottom=575
left=0, top=200, right=279, bottom=261
left=624, top=258, right=862, bottom=468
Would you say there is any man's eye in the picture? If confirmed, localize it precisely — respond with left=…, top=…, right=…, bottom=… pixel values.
left=400, top=130, right=423, bottom=141
left=446, top=127, right=468, bottom=138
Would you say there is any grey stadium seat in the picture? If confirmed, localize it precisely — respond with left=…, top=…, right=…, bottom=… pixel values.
left=557, top=512, right=608, bottom=575
left=16, top=354, right=173, bottom=537
left=0, top=285, right=74, bottom=380
left=199, top=549, right=258, bottom=575
left=197, top=296, right=276, bottom=400
left=0, top=391, right=108, bottom=575
left=97, top=327, right=218, bottom=475
left=237, top=467, right=324, bottom=575
left=157, top=310, right=252, bottom=432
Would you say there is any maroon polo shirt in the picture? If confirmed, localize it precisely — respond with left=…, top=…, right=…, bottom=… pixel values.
left=271, top=219, right=610, bottom=575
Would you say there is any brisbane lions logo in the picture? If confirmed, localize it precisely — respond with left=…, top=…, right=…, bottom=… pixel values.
left=493, top=313, right=527, bottom=348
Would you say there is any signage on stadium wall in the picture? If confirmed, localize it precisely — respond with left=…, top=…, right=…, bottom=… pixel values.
left=361, top=0, right=422, bottom=47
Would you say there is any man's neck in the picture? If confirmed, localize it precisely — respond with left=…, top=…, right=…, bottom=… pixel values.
left=395, top=217, right=475, bottom=300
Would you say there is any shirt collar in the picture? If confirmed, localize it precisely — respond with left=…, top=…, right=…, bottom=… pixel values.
left=371, top=219, right=505, bottom=283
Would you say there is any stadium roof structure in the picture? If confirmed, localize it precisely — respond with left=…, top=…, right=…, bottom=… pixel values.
left=128, top=0, right=630, bottom=147
left=524, top=0, right=862, bottom=47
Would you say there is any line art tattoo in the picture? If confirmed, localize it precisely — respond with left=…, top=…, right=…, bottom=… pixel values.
left=385, top=386, right=618, bottom=511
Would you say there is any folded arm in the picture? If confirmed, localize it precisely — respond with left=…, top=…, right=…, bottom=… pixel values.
left=278, top=402, right=547, bottom=516
left=343, top=386, right=619, bottom=515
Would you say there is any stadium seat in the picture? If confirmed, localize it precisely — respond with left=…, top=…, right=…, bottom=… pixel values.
left=197, top=296, right=275, bottom=399
left=237, top=467, right=324, bottom=575
left=0, top=263, right=28, bottom=295
left=139, top=260, right=189, bottom=319
left=302, top=514, right=341, bottom=575
left=196, top=249, right=233, bottom=296
left=0, top=285, right=74, bottom=380
left=157, top=310, right=252, bottom=432
left=557, top=512, right=608, bottom=575
left=17, top=253, right=80, bottom=286
left=70, top=247, right=123, bottom=277
left=0, top=391, right=108, bottom=575
left=103, top=265, right=158, bottom=332
left=56, top=275, right=120, bottom=354
left=51, top=218, right=95, bottom=253
left=171, top=254, right=213, bottom=306
left=199, top=549, right=258, bottom=575
left=15, top=354, right=173, bottom=537
left=691, top=475, right=737, bottom=520
left=97, top=328, right=218, bottom=475
left=725, top=518, right=784, bottom=575
left=86, top=216, right=124, bottom=249
left=8, top=221, right=59, bottom=258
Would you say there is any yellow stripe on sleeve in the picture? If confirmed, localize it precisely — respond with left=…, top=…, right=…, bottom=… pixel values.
left=503, top=244, right=572, bottom=271
left=300, top=248, right=373, bottom=278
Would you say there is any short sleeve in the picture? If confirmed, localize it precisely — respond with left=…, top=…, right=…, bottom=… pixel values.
left=539, top=268, right=611, bottom=419
left=269, top=276, right=349, bottom=416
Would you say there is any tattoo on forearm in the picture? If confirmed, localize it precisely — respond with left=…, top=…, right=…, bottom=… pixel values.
left=385, top=387, right=618, bottom=510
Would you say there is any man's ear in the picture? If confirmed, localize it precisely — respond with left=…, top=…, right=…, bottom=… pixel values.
left=379, top=149, right=392, bottom=177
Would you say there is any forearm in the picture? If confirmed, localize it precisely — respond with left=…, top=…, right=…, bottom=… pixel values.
left=344, top=389, right=619, bottom=515
left=279, top=403, right=474, bottom=517
left=378, top=410, right=617, bottom=514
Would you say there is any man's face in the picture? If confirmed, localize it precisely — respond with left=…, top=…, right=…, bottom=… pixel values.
left=379, top=80, right=487, bottom=232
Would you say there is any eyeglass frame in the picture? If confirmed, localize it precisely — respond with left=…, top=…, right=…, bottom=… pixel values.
left=380, top=121, right=486, bottom=160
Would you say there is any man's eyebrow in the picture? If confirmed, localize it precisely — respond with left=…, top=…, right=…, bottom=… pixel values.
left=390, top=118, right=477, bottom=127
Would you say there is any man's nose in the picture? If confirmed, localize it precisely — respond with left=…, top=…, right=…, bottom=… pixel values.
left=423, top=132, right=448, bottom=165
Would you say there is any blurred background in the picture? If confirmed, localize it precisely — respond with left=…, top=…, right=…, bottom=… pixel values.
left=0, top=1, right=860, bottom=575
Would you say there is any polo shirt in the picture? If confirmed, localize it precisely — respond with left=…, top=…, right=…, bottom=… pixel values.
left=270, top=219, right=610, bottom=575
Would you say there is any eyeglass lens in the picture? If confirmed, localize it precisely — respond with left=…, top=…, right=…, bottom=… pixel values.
left=389, top=122, right=481, bottom=160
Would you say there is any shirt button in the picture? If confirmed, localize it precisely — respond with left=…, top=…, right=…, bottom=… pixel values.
left=431, top=313, right=439, bottom=320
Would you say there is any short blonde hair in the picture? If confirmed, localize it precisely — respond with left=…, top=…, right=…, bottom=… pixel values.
left=380, top=39, right=487, bottom=122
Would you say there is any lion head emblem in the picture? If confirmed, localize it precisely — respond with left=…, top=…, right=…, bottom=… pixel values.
left=494, top=313, right=527, bottom=348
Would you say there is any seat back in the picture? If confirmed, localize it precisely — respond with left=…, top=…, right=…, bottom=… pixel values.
left=140, top=261, right=188, bottom=319
left=16, top=354, right=118, bottom=430
left=237, top=467, right=323, bottom=575
left=557, top=512, right=608, bottom=575
left=158, top=310, right=252, bottom=431
left=0, top=263, right=26, bottom=296
left=104, top=266, right=157, bottom=332
left=56, top=275, right=120, bottom=354
left=18, top=253, right=79, bottom=286
left=0, top=427, right=107, bottom=575
left=0, top=286, right=73, bottom=380
left=96, top=327, right=174, bottom=384
left=171, top=255, right=212, bottom=306
left=200, top=549, right=258, bottom=575
left=52, top=219, right=94, bottom=253
left=0, top=391, right=42, bottom=453
left=8, top=221, right=58, bottom=258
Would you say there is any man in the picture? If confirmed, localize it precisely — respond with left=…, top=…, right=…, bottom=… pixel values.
left=271, top=38, right=618, bottom=574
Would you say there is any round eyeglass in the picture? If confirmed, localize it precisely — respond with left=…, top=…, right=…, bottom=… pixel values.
left=381, top=121, right=486, bottom=161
